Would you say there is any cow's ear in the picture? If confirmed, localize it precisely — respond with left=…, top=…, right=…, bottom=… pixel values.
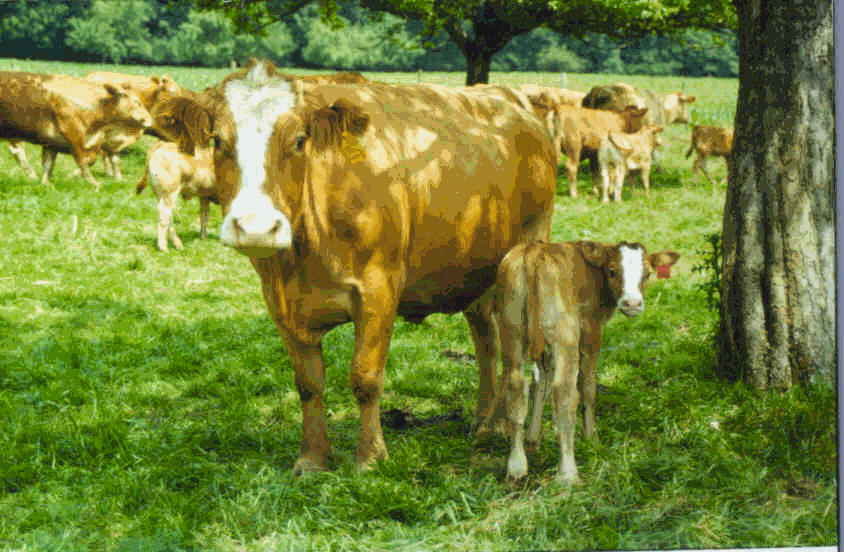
left=685, top=95, right=696, bottom=104
left=103, top=83, right=125, bottom=97
left=529, top=92, right=553, bottom=111
left=330, top=99, right=370, bottom=137
left=578, top=241, right=609, bottom=268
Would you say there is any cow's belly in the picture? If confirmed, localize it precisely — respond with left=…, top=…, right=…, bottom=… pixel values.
left=397, top=264, right=498, bottom=323
left=0, top=123, right=70, bottom=150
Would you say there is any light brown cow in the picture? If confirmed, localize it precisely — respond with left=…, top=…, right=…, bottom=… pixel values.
left=585, top=84, right=696, bottom=125
left=83, top=71, right=188, bottom=180
left=136, top=140, right=216, bottom=252
left=519, top=84, right=586, bottom=109
left=489, top=240, right=679, bottom=482
left=599, top=126, right=665, bottom=201
left=549, top=103, right=650, bottom=197
left=161, top=59, right=557, bottom=474
left=685, top=124, right=733, bottom=194
left=582, top=83, right=647, bottom=111
left=0, top=72, right=152, bottom=188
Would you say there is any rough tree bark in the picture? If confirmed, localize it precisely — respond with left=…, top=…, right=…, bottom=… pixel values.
left=720, top=0, right=835, bottom=389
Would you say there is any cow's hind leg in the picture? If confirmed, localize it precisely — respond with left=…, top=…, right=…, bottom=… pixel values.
left=465, top=292, right=502, bottom=434
left=9, top=142, right=37, bottom=179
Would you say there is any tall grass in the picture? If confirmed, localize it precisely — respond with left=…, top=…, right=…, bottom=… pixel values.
left=0, top=60, right=834, bottom=551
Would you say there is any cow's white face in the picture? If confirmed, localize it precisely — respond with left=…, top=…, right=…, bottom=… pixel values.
left=617, top=244, right=647, bottom=317
left=219, top=63, right=297, bottom=257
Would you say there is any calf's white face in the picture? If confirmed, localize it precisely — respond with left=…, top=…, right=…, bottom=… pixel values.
left=618, top=244, right=646, bottom=316
left=219, top=63, right=297, bottom=257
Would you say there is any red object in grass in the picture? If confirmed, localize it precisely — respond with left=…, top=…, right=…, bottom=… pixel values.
left=656, top=264, right=671, bottom=279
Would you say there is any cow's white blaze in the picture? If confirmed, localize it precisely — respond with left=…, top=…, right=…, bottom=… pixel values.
left=619, top=245, right=645, bottom=312
left=219, top=63, right=297, bottom=255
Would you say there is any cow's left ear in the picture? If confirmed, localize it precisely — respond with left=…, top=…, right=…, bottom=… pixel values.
left=329, top=99, right=370, bottom=137
left=577, top=241, right=609, bottom=268
left=684, top=95, right=696, bottom=104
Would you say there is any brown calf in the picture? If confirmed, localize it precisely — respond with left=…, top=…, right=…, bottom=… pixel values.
left=598, top=126, right=665, bottom=201
left=490, top=240, right=680, bottom=482
left=685, top=124, right=734, bottom=194
left=136, top=141, right=216, bottom=252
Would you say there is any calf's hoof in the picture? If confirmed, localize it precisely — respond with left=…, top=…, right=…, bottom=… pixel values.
left=292, top=454, right=330, bottom=476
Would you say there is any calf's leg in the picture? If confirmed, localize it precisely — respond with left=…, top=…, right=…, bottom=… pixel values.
left=550, top=339, right=581, bottom=484
left=199, top=197, right=210, bottom=240
left=498, top=316, right=530, bottom=480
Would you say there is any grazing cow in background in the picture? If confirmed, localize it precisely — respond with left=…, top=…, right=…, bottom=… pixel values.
left=489, top=240, right=680, bottom=482
left=163, top=59, right=557, bottom=474
left=685, top=125, right=734, bottom=195
left=82, top=71, right=188, bottom=180
left=584, top=84, right=695, bottom=125
left=136, top=140, right=216, bottom=252
left=582, top=83, right=647, bottom=111
left=0, top=72, right=152, bottom=188
left=519, top=84, right=587, bottom=109
left=599, top=126, right=665, bottom=202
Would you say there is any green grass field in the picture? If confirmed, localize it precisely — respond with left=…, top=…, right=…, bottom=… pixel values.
left=0, top=59, right=836, bottom=551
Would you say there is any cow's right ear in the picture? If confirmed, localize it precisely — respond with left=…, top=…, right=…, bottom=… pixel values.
left=103, top=83, right=126, bottom=98
left=577, top=241, right=608, bottom=268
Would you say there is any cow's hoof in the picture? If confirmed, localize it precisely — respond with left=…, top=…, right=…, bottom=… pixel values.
left=292, top=455, right=329, bottom=476
left=506, top=454, right=528, bottom=481
left=556, top=470, right=582, bottom=486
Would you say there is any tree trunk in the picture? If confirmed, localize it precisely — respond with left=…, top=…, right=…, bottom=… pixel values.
left=465, top=51, right=492, bottom=86
left=720, top=0, right=835, bottom=389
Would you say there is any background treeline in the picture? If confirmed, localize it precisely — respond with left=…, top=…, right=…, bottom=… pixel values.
left=0, top=0, right=738, bottom=77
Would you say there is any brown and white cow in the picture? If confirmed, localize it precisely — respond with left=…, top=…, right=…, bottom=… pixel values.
left=0, top=72, right=152, bottom=188
left=136, top=140, right=216, bottom=252
left=685, top=124, right=733, bottom=194
left=162, top=59, right=557, bottom=474
left=599, top=125, right=665, bottom=201
left=489, top=240, right=680, bottom=482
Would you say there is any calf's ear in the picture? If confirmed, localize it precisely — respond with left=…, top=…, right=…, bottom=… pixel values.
left=330, top=99, right=370, bottom=136
left=577, top=241, right=609, bottom=268
left=649, top=250, right=681, bottom=279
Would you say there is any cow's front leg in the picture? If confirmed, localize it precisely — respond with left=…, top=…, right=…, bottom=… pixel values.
left=199, top=197, right=210, bottom=240
left=40, top=148, right=57, bottom=187
left=285, top=338, right=333, bottom=474
left=464, top=292, right=501, bottom=432
left=350, top=271, right=400, bottom=471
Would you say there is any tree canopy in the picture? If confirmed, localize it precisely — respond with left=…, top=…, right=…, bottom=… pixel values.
left=177, top=0, right=738, bottom=83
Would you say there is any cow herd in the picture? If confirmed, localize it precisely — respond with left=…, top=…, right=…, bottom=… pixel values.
left=3, top=60, right=731, bottom=484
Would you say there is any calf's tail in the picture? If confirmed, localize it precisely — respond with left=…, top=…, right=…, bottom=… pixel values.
left=136, top=165, right=149, bottom=195
left=525, top=247, right=547, bottom=363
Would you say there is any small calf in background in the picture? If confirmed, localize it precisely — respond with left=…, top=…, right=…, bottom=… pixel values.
left=598, top=125, right=664, bottom=202
left=491, top=240, right=679, bottom=483
left=136, top=141, right=216, bottom=252
left=685, top=125, right=734, bottom=195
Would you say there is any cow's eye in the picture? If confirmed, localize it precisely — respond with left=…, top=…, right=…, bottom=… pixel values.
left=294, top=135, right=306, bottom=151
left=608, top=269, right=617, bottom=279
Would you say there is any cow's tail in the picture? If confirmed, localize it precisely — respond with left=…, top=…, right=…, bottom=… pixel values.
left=136, top=164, right=149, bottom=195
left=524, top=245, right=547, bottom=363
left=685, top=125, right=698, bottom=158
